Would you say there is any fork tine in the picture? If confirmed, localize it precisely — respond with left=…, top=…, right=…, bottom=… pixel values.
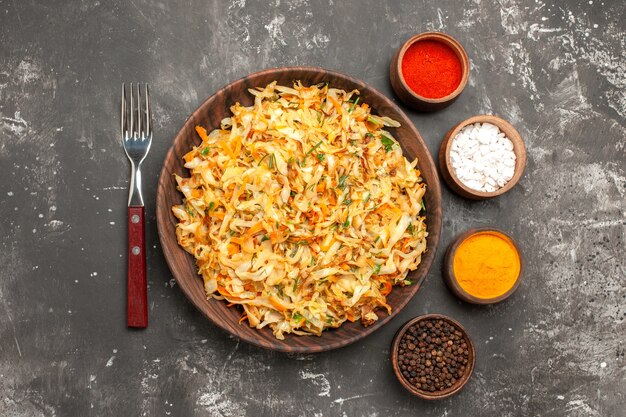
left=129, top=82, right=135, bottom=139
left=121, top=83, right=127, bottom=138
left=145, top=84, right=151, bottom=137
left=137, top=83, right=142, bottom=139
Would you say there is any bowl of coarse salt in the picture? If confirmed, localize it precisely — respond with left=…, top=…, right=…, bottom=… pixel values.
left=438, top=115, right=526, bottom=200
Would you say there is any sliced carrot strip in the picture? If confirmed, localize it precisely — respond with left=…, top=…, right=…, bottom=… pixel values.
left=227, top=243, right=239, bottom=255
left=183, top=151, right=195, bottom=163
left=269, top=295, right=287, bottom=312
left=195, top=125, right=209, bottom=141
left=246, top=221, right=265, bottom=236
left=328, top=95, right=342, bottom=115
left=230, top=237, right=243, bottom=245
left=381, top=280, right=392, bottom=296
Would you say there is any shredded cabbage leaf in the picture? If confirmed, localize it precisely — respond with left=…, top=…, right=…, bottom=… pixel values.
left=172, top=81, right=427, bottom=339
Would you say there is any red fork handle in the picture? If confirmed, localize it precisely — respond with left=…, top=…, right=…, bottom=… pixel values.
left=127, top=206, right=148, bottom=328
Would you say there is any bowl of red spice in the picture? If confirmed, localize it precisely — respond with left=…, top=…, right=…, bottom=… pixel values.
left=390, top=32, right=470, bottom=112
left=391, top=314, right=475, bottom=400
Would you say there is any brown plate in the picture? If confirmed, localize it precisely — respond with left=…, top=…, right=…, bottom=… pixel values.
left=390, top=314, right=476, bottom=399
left=156, top=66, right=442, bottom=353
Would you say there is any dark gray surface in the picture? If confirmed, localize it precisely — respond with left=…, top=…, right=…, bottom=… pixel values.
left=1, top=0, right=624, bottom=416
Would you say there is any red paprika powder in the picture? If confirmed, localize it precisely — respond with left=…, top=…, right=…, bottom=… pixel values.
left=401, top=40, right=462, bottom=99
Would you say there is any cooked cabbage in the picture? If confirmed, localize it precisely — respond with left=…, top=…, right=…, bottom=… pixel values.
left=172, top=81, right=427, bottom=339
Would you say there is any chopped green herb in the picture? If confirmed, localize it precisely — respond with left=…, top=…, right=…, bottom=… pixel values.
left=301, top=141, right=323, bottom=166
left=421, top=200, right=426, bottom=213
left=287, top=156, right=295, bottom=164
left=367, top=116, right=380, bottom=125
left=348, top=97, right=360, bottom=112
left=317, top=111, right=326, bottom=127
left=403, top=280, right=415, bottom=286
left=365, top=132, right=375, bottom=138
left=380, top=135, right=395, bottom=152
left=342, top=214, right=351, bottom=228
left=208, top=202, right=215, bottom=211
left=200, top=147, right=210, bottom=156
left=292, top=312, right=304, bottom=322
left=373, top=264, right=382, bottom=275
left=316, top=153, right=325, bottom=163
left=261, top=235, right=269, bottom=242
left=374, top=236, right=380, bottom=243
left=310, top=257, right=316, bottom=266
left=343, top=198, right=352, bottom=205
left=363, top=193, right=370, bottom=203
left=293, top=278, right=299, bottom=292
left=257, top=153, right=271, bottom=166
left=326, top=315, right=333, bottom=324
left=268, top=153, right=277, bottom=170
left=229, top=230, right=236, bottom=236
left=408, top=223, right=414, bottom=235
left=187, top=206, right=195, bottom=217
left=337, top=174, right=349, bottom=190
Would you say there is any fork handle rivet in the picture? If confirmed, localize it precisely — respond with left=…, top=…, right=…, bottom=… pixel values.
left=131, top=214, right=140, bottom=223
left=132, top=246, right=141, bottom=255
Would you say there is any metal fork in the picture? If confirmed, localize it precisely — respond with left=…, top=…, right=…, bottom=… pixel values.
left=121, top=83, right=152, bottom=328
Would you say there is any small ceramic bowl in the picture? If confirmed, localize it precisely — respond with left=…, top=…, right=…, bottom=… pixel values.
left=390, top=32, right=470, bottom=112
left=438, top=115, right=527, bottom=200
left=391, top=314, right=476, bottom=400
left=443, top=228, right=524, bottom=304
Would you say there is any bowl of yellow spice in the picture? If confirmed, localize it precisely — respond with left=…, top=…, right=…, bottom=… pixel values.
left=443, top=228, right=523, bottom=304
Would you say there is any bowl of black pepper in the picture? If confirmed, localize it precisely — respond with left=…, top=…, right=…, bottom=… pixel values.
left=390, top=314, right=475, bottom=399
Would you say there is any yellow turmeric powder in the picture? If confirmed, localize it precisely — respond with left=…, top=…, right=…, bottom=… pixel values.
left=453, top=231, right=520, bottom=299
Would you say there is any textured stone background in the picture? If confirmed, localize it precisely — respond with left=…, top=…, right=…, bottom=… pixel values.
left=1, top=0, right=624, bottom=416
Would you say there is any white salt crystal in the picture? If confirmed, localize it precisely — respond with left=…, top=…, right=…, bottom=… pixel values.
left=449, top=122, right=517, bottom=192
left=503, top=168, right=515, bottom=181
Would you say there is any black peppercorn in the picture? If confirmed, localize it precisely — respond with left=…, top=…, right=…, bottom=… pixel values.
left=395, top=318, right=471, bottom=394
